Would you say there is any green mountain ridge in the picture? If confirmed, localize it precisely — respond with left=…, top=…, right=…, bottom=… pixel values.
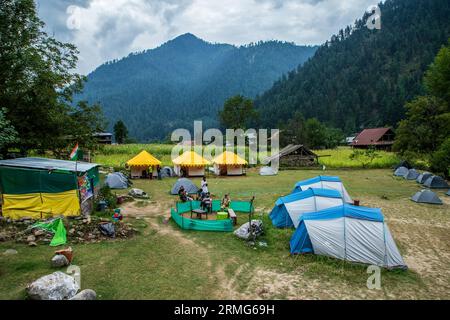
left=255, top=0, right=450, bottom=134
left=77, top=33, right=318, bottom=141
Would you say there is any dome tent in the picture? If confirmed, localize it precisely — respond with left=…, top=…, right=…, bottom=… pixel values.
left=270, top=188, right=344, bottom=228
left=404, top=169, right=420, bottom=180
left=161, top=166, right=175, bottom=178
left=105, top=172, right=130, bottom=189
left=259, top=166, right=278, bottom=176
left=290, top=204, right=407, bottom=269
left=292, top=176, right=352, bottom=203
left=411, top=190, right=442, bottom=205
left=171, top=178, right=199, bottom=195
left=394, top=160, right=413, bottom=170
left=424, top=176, right=449, bottom=189
left=394, top=166, right=409, bottom=177
left=416, top=172, right=433, bottom=184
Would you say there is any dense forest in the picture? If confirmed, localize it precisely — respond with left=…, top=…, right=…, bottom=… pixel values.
left=77, top=34, right=317, bottom=141
left=255, top=0, right=450, bottom=135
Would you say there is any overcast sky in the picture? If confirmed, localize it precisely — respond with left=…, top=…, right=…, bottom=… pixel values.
left=36, top=0, right=377, bottom=75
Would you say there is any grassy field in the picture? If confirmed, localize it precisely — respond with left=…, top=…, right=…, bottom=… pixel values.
left=93, top=144, right=400, bottom=169
left=1, top=169, right=449, bottom=300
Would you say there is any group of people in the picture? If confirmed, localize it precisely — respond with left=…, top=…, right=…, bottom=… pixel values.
left=178, top=176, right=231, bottom=214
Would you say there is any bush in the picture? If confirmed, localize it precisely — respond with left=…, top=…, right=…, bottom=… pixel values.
left=430, top=138, right=450, bottom=178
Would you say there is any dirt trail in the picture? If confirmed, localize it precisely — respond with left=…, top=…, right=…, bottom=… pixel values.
left=121, top=200, right=244, bottom=299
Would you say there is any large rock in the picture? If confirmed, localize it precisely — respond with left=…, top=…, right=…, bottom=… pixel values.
left=26, top=272, right=79, bottom=300
left=70, top=289, right=97, bottom=300
left=51, top=255, right=70, bottom=268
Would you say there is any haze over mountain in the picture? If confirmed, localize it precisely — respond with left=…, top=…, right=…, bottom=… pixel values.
left=77, top=34, right=318, bottom=141
left=255, top=0, right=450, bottom=134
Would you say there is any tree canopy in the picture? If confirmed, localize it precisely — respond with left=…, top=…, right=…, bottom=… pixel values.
left=0, top=0, right=104, bottom=156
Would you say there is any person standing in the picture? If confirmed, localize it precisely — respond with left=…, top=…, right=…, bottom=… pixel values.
left=201, top=176, right=208, bottom=195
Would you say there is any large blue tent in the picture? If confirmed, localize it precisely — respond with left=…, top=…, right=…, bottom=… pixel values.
left=290, top=204, right=407, bottom=269
left=292, top=176, right=352, bottom=203
left=270, top=188, right=344, bottom=228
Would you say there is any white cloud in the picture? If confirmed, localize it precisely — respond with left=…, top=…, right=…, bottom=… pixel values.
left=37, top=0, right=376, bottom=75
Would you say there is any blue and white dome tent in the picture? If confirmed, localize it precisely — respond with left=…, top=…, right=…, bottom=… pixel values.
left=290, top=204, right=407, bottom=269
left=292, top=176, right=352, bottom=203
left=270, top=188, right=344, bottom=228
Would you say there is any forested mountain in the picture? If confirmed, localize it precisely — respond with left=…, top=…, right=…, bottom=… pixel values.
left=255, top=0, right=450, bottom=134
left=77, top=33, right=317, bottom=141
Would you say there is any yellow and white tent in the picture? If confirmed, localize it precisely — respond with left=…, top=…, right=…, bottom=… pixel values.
left=126, top=150, right=161, bottom=179
left=172, top=151, right=210, bottom=177
left=212, top=151, right=247, bottom=176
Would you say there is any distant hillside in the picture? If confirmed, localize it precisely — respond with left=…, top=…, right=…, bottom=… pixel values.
left=77, top=34, right=317, bottom=141
left=255, top=0, right=450, bottom=134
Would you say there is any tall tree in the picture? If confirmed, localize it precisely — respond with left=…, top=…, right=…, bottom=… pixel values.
left=114, top=120, right=129, bottom=144
left=0, top=0, right=104, bottom=156
left=394, top=40, right=450, bottom=156
left=219, top=95, right=258, bottom=130
left=0, top=108, right=18, bottom=157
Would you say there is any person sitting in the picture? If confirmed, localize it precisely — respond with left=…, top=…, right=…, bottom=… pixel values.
left=221, top=194, right=231, bottom=210
left=201, top=192, right=212, bottom=213
left=178, top=186, right=192, bottom=202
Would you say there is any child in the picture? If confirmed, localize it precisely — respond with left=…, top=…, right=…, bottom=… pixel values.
left=221, top=194, right=231, bottom=210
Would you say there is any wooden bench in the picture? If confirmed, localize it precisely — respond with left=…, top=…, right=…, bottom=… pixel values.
left=228, top=209, right=237, bottom=226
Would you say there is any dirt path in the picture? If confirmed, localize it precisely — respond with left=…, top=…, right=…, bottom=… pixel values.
left=121, top=200, right=244, bottom=299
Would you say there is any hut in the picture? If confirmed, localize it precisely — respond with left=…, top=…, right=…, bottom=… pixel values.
left=212, top=151, right=247, bottom=176
left=263, top=145, right=318, bottom=168
left=126, top=150, right=161, bottom=179
left=172, top=151, right=210, bottom=177
left=0, top=157, right=100, bottom=220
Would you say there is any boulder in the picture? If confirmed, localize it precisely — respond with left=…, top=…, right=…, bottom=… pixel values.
left=0, top=232, right=8, bottom=242
left=26, top=271, right=80, bottom=300
left=33, top=229, right=45, bottom=237
left=28, top=242, right=38, bottom=247
left=69, top=289, right=97, bottom=300
left=51, top=255, right=70, bottom=268
left=3, top=249, right=18, bottom=255
left=27, top=235, right=36, bottom=243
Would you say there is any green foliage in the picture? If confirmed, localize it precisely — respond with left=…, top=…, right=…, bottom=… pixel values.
left=394, top=39, right=450, bottom=164
left=256, top=0, right=450, bottom=134
left=349, top=147, right=382, bottom=169
left=218, top=95, right=257, bottom=130
left=430, top=138, right=450, bottom=178
left=424, top=39, right=450, bottom=105
left=76, top=34, right=317, bottom=141
left=0, top=0, right=104, bottom=156
left=114, top=120, right=129, bottom=144
left=0, top=108, right=18, bottom=154
left=315, top=147, right=399, bottom=169
left=280, top=112, right=343, bottom=149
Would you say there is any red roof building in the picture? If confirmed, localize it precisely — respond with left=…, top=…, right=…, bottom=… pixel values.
left=351, top=127, right=395, bottom=150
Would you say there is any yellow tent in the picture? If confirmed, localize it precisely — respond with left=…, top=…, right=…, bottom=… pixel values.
left=212, top=151, right=247, bottom=176
left=172, top=151, right=210, bottom=177
left=126, top=150, right=161, bottom=179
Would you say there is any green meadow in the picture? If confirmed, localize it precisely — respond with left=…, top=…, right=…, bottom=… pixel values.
left=1, top=169, right=449, bottom=299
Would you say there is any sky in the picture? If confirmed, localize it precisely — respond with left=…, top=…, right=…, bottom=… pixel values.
left=36, top=0, right=377, bottom=75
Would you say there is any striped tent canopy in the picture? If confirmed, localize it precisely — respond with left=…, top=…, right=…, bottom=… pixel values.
left=212, top=151, right=247, bottom=165
left=126, top=150, right=161, bottom=167
left=172, top=151, right=210, bottom=167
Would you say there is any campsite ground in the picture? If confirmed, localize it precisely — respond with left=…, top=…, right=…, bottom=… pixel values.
left=1, top=169, right=449, bottom=299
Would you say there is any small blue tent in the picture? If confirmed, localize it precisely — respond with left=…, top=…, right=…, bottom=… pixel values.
left=292, top=176, right=352, bottom=203
left=290, top=204, right=407, bottom=269
left=269, top=188, right=343, bottom=228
